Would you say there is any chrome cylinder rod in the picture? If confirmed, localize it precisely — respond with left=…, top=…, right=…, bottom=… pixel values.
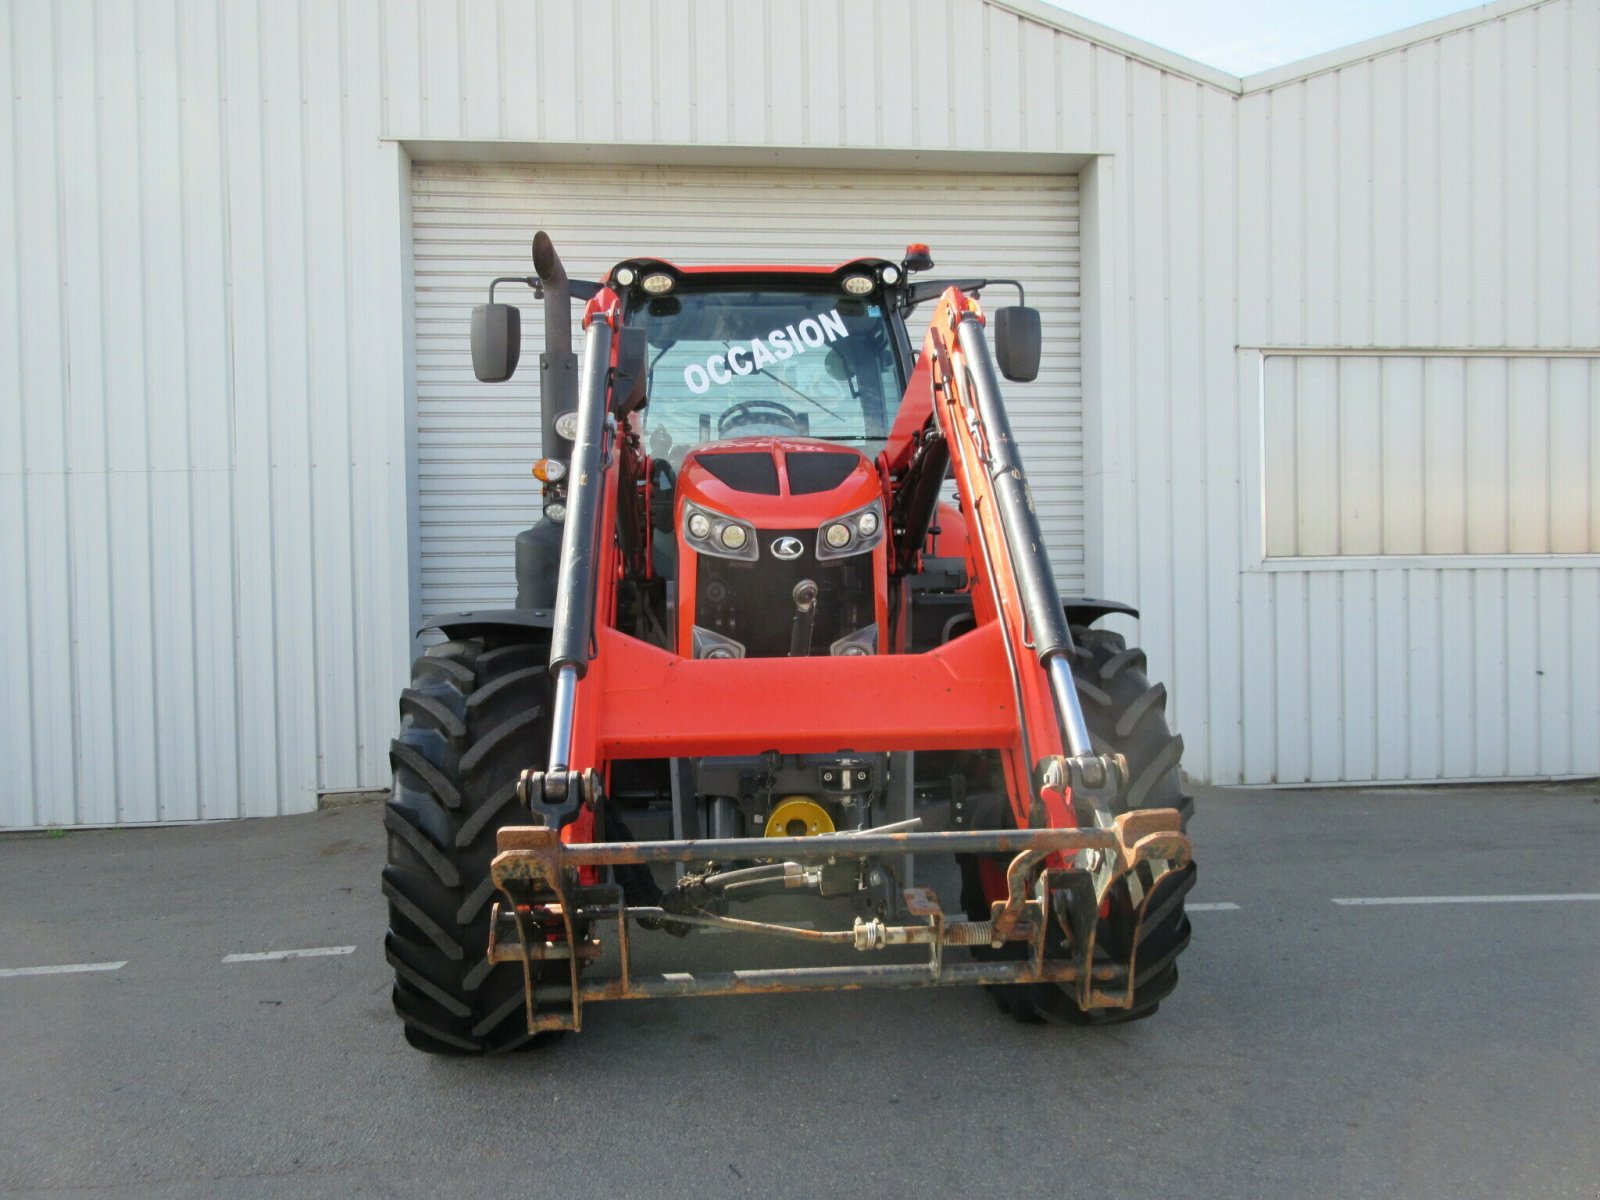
left=547, top=663, right=579, bottom=772
left=1047, top=654, right=1096, bottom=759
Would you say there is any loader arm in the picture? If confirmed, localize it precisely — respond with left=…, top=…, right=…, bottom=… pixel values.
left=492, top=282, right=1188, bottom=1034
left=526, top=286, right=1120, bottom=835
left=907, top=287, right=1117, bottom=833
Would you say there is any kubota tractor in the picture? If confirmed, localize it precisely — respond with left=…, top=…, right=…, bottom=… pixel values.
left=384, top=233, right=1194, bottom=1054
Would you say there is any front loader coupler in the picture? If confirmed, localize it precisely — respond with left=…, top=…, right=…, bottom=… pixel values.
left=486, top=813, right=1192, bottom=1035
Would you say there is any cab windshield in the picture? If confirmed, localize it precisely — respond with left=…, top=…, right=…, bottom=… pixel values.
left=631, top=288, right=905, bottom=466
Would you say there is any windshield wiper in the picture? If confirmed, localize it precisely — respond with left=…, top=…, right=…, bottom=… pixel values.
left=719, top=341, right=845, bottom=421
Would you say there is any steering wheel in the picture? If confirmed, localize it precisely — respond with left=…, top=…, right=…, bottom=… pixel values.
left=717, top=399, right=807, bottom=436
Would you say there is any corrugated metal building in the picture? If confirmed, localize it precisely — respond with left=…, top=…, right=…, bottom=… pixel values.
left=3, top=0, right=1596, bottom=828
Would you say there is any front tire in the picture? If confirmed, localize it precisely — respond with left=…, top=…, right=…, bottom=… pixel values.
left=383, top=638, right=555, bottom=1055
left=962, top=625, right=1195, bottom=1025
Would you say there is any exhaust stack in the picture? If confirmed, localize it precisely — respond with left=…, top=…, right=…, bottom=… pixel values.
left=533, top=231, right=577, bottom=460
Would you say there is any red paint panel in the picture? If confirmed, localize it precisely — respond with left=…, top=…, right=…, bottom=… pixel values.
left=573, top=624, right=1020, bottom=761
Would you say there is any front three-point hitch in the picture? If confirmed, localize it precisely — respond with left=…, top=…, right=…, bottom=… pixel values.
left=486, top=811, right=1190, bottom=1034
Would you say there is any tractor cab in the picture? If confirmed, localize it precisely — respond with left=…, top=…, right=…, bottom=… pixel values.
left=609, top=257, right=911, bottom=468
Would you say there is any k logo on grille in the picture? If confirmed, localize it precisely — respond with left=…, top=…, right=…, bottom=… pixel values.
left=771, top=536, right=804, bottom=560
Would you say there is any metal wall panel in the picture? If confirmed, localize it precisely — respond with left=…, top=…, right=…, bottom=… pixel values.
left=1232, top=565, right=1600, bottom=784
left=3, top=0, right=1135, bottom=827
left=1075, top=58, right=1249, bottom=786
left=0, top=0, right=416, bottom=827
left=1262, top=353, right=1600, bottom=558
left=410, top=163, right=1082, bottom=616
left=372, top=0, right=1118, bottom=152
left=1224, top=0, right=1600, bottom=782
left=3, top=0, right=1591, bottom=825
left=1072, top=0, right=1596, bottom=784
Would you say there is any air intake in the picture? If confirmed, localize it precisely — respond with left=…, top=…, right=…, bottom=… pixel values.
left=786, top=452, right=859, bottom=495
left=697, top=452, right=781, bottom=495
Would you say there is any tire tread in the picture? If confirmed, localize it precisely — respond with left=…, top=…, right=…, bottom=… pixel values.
left=383, top=638, right=557, bottom=1056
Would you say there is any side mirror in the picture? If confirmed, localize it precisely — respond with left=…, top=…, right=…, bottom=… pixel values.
left=992, top=306, right=1041, bottom=383
left=471, top=303, right=521, bottom=382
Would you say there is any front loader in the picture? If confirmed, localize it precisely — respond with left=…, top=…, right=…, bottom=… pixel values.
left=383, top=233, right=1195, bottom=1054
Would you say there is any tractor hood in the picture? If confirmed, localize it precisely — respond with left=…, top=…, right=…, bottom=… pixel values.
left=676, top=437, right=881, bottom=526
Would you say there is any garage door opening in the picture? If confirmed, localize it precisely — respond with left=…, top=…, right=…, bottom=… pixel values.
left=409, top=161, right=1081, bottom=617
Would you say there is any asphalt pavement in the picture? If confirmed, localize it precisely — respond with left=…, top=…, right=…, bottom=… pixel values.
left=2, top=782, right=1598, bottom=1199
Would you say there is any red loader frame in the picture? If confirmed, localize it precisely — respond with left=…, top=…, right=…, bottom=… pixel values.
left=488, top=283, right=1191, bottom=1033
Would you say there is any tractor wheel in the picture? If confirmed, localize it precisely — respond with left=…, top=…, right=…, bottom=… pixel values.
left=383, top=637, right=557, bottom=1055
left=960, top=624, right=1196, bottom=1026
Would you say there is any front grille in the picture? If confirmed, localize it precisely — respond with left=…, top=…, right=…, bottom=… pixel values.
left=694, top=530, right=872, bottom=657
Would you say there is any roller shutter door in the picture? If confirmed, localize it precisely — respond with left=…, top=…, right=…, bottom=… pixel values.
left=411, top=162, right=1081, bottom=616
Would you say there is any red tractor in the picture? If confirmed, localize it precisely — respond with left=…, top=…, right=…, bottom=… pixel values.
left=384, top=233, right=1194, bottom=1053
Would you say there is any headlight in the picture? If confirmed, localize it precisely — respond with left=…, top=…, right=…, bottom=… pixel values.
left=681, top=500, right=758, bottom=561
left=642, top=273, right=675, bottom=294
left=545, top=501, right=567, bottom=524
left=613, top=266, right=637, bottom=287
left=842, top=275, right=874, bottom=296
left=553, top=410, right=580, bottom=441
left=817, top=501, right=885, bottom=561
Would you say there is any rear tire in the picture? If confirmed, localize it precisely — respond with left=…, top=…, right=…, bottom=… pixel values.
left=384, top=637, right=557, bottom=1055
left=962, top=624, right=1195, bottom=1025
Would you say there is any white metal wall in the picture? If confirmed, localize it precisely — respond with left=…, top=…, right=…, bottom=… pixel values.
left=0, top=0, right=415, bottom=826
left=4, top=0, right=1593, bottom=825
left=1218, top=0, right=1600, bottom=783
left=377, top=0, right=1179, bottom=155
left=411, top=162, right=1082, bottom=616
left=0, top=0, right=1156, bottom=827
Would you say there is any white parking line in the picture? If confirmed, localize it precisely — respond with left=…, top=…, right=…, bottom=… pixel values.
left=1332, top=893, right=1600, bottom=907
left=223, top=945, right=357, bottom=963
left=1186, top=902, right=1241, bottom=911
left=0, top=961, right=127, bottom=979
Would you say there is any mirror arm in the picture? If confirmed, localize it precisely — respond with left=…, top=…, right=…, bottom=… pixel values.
left=488, top=275, right=540, bottom=304
left=485, top=276, right=600, bottom=304
left=982, top=278, right=1026, bottom=307
left=901, top=277, right=1026, bottom=310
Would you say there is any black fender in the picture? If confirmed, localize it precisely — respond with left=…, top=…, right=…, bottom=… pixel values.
left=418, top=608, right=554, bottom=642
left=909, top=591, right=1139, bottom=652
left=1061, top=596, right=1139, bottom=628
left=515, top=519, right=564, bottom=609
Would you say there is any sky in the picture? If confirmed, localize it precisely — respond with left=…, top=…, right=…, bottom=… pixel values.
left=1044, top=0, right=1488, bottom=75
